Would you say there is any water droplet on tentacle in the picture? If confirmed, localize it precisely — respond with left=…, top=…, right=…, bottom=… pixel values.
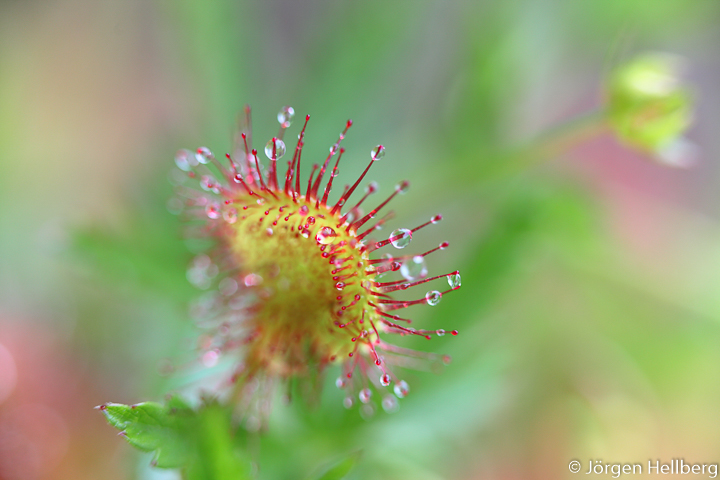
left=390, top=228, right=412, bottom=249
left=264, top=138, right=286, bottom=160
left=200, top=175, right=217, bottom=192
left=359, top=388, right=372, bottom=404
left=174, top=149, right=195, bottom=171
left=447, top=272, right=461, bottom=288
left=316, top=227, right=337, bottom=245
left=218, top=277, right=238, bottom=296
left=277, top=106, right=295, bottom=126
left=360, top=403, right=375, bottom=420
left=393, top=380, right=409, bottom=398
left=195, top=146, right=213, bottom=164
left=223, top=207, right=238, bottom=224
left=425, top=290, right=442, bottom=306
left=382, top=396, right=399, bottom=413
left=202, top=349, right=220, bottom=367
left=371, top=145, right=385, bottom=161
left=380, top=373, right=391, bottom=386
left=205, top=203, right=221, bottom=219
left=244, top=273, right=263, bottom=287
left=400, top=255, right=427, bottom=281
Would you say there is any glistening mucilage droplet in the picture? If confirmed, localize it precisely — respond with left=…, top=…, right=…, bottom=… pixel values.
left=390, top=228, right=412, bottom=249
left=277, top=106, right=295, bottom=126
left=264, top=138, right=286, bottom=160
left=400, top=255, right=427, bottom=281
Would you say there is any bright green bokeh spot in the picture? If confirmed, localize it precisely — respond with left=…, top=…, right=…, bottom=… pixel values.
left=607, top=53, right=694, bottom=163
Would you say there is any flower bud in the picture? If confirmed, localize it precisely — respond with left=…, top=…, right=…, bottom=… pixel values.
left=606, top=53, right=696, bottom=166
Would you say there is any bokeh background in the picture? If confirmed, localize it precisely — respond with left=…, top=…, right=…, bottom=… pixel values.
left=2, top=0, right=720, bottom=478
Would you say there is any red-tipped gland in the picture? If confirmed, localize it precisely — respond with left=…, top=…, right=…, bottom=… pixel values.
left=170, top=107, right=461, bottom=422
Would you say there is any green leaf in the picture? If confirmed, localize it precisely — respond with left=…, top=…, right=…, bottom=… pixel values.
left=309, top=451, right=361, bottom=480
left=99, top=397, right=251, bottom=480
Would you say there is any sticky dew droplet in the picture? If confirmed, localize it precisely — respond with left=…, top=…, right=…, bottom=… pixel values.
left=380, top=373, right=391, bottom=386
left=195, top=147, right=213, bottom=164
left=206, top=203, right=221, bottom=219
left=200, top=175, right=216, bottom=191
left=218, top=277, right=238, bottom=296
left=425, top=290, right=442, bottom=306
left=174, top=149, right=196, bottom=171
left=244, top=273, right=263, bottom=287
left=264, top=138, right=286, bottom=160
left=393, top=380, right=409, bottom=398
left=382, top=396, right=399, bottom=413
left=201, top=349, right=220, bottom=367
left=359, top=388, right=372, bottom=404
left=447, top=272, right=461, bottom=288
left=277, top=106, right=295, bottom=126
left=360, top=404, right=375, bottom=420
left=390, top=228, right=412, bottom=249
left=316, top=227, right=337, bottom=245
left=223, top=207, right=238, bottom=224
left=371, top=145, right=385, bottom=161
left=400, top=255, right=427, bottom=281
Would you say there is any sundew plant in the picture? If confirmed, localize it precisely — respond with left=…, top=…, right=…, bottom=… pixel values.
left=95, top=51, right=696, bottom=479
left=171, top=107, right=461, bottom=417
left=99, top=106, right=463, bottom=478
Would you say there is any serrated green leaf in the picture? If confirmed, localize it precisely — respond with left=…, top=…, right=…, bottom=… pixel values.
left=101, top=399, right=193, bottom=468
left=99, top=397, right=251, bottom=480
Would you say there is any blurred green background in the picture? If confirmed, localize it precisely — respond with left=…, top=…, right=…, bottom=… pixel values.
left=1, top=0, right=720, bottom=478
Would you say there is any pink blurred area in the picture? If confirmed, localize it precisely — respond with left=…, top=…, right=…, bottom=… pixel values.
left=0, top=321, right=127, bottom=480
left=0, top=2, right=181, bottom=478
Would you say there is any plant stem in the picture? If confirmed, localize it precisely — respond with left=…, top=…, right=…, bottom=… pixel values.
left=476, top=109, right=609, bottom=183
